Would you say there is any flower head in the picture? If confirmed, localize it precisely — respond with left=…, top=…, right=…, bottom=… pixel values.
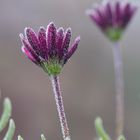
left=87, top=0, right=137, bottom=42
left=20, top=22, right=80, bottom=76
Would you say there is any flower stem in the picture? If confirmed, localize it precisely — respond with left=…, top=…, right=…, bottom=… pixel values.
left=50, top=75, right=70, bottom=140
left=112, top=42, right=124, bottom=138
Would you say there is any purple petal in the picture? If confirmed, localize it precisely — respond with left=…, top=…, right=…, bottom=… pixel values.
left=22, top=47, right=36, bottom=64
left=38, top=27, right=48, bottom=59
left=114, top=1, right=121, bottom=26
left=105, top=2, right=112, bottom=19
left=115, top=1, right=137, bottom=29
left=21, top=46, right=41, bottom=65
left=124, top=3, right=131, bottom=16
left=130, top=5, right=138, bottom=15
left=38, top=27, right=46, bottom=47
left=46, top=22, right=56, bottom=56
left=95, top=8, right=108, bottom=27
left=64, top=36, right=80, bottom=63
left=62, top=28, right=72, bottom=53
left=20, top=33, right=41, bottom=64
left=25, top=27, right=40, bottom=54
left=87, top=10, right=106, bottom=30
left=121, top=3, right=132, bottom=28
left=124, top=3, right=137, bottom=20
left=105, top=2, right=113, bottom=26
left=56, top=27, right=64, bottom=59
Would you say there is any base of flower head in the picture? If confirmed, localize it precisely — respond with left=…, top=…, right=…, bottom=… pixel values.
left=41, top=59, right=62, bottom=76
left=105, top=28, right=122, bottom=42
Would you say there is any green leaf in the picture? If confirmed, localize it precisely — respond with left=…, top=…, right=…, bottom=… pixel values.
left=18, top=135, right=24, bottom=140
left=41, top=134, right=46, bottom=140
left=3, top=119, right=15, bottom=140
left=95, top=117, right=111, bottom=140
left=118, top=135, right=125, bottom=140
left=0, top=98, right=12, bottom=132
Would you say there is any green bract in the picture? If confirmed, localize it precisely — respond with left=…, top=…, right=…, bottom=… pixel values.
left=41, top=59, right=62, bottom=76
left=106, top=28, right=122, bottom=42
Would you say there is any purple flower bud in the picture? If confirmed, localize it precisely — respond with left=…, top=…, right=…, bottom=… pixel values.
left=19, top=22, right=80, bottom=76
left=87, top=0, right=138, bottom=42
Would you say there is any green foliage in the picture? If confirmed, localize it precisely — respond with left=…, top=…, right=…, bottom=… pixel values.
left=41, top=134, right=47, bottom=140
left=0, top=98, right=15, bottom=140
left=3, top=119, right=15, bottom=140
left=0, top=98, right=126, bottom=140
left=0, top=98, right=12, bottom=132
left=95, top=117, right=126, bottom=140
left=17, top=134, right=47, bottom=140
left=0, top=98, right=47, bottom=140
left=95, top=117, right=111, bottom=140
left=17, top=135, right=24, bottom=140
left=118, top=135, right=125, bottom=140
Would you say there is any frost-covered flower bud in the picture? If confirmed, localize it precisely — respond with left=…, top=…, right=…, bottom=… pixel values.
left=87, top=0, right=137, bottom=42
left=20, top=22, right=80, bottom=75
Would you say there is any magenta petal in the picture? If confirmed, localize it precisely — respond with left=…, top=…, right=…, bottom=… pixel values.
left=38, top=27, right=47, bottom=48
left=20, top=33, right=31, bottom=48
left=114, top=1, right=121, bottom=26
left=22, top=46, right=40, bottom=65
left=105, top=2, right=113, bottom=26
left=56, top=27, right=64, bottom=59
left=131, top=5, right=138, bottom=15
left=62, top=28, right=72, bottom=51
left=56, top=27, right=64, bottom=49
left=25, top=27, right=40, bottom=54
left=87, top=10, right=106, bottom=30
left=93, top=4, right=109, bottom=27
left=65, top=36, right=80, bottom=62
left=124, top=3, right=131, bottom=17
left=122, top=3, right=132, bottom=28
left=22, top=46, right=35, bottom=62
left=46, top=22, right=56, bottom=55
left=20, top=34, right=41, bottom=64
left=38, top=27, right=48, bottom=59
left=105, top=2, right=112, bottom=16
left=125, top=3, right=137, bottom=19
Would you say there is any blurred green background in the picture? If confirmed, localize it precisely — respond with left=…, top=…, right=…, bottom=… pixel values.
left=0, top=0, right=140, bottom=139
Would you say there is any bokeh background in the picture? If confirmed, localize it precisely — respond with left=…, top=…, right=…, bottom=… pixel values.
left=0, top=0, right=140, bottom=139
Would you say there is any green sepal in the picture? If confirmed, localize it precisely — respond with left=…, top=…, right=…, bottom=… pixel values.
left=105, top=28, right=122, bottom=42
left=41, top=59, right=62, bottom=76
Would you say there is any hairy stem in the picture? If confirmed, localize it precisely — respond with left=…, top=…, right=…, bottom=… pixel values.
left=50, top=75, right=70, bottom=140
left=112, top=42, right=124, bottom=138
